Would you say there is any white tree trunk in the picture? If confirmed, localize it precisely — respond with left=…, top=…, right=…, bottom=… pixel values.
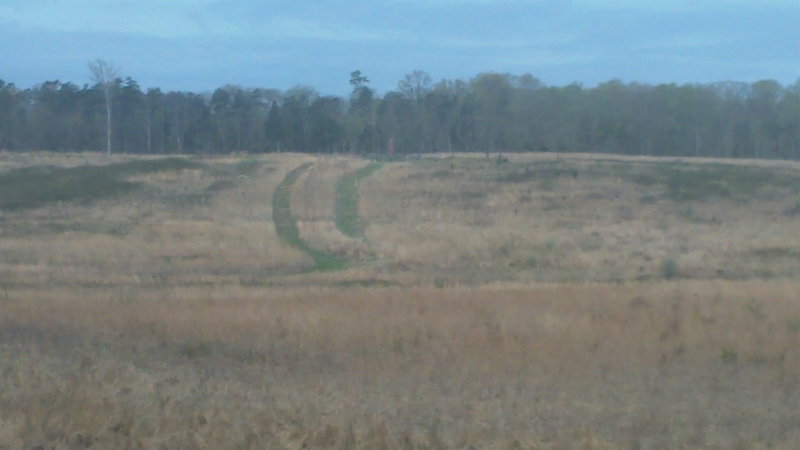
left=105, top=89, right=112, bottom=155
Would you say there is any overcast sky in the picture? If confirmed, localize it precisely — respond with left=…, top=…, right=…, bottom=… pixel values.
left=1, top=0, right=798, bottom=95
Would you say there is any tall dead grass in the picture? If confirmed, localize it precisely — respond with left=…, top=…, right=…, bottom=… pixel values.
left=361, top=156, right=800, bottom=284
left=0, top=153, right=315, bottom=290
left=3, top=281, right=800, bottom=447
left=3, top=152, right=800, bottom=448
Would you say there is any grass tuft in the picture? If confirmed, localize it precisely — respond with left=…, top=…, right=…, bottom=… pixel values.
left=660, top=258, right=679, bottom=280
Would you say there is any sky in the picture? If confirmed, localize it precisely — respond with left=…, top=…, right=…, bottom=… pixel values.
left=1, top=0, right=798, bottom=95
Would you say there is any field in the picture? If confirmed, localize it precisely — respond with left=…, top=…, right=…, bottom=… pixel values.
left=2, top=151, right=800, bottom=448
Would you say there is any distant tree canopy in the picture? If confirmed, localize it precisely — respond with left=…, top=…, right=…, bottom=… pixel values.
left=1, top=71, right=800, bottom=159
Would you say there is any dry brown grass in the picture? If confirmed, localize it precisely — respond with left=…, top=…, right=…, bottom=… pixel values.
left=0, top=153, right=315, bottom=290
left=2, top=152, right=800, bottom=448
left=361, top=155, right=800, bottom=284
left=3, top=282, right=800, bottom=448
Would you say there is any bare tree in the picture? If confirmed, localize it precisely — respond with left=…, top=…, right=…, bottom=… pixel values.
left=398, top=70, right=432, bottom=102
left=88, top=59, right=119, bottom=155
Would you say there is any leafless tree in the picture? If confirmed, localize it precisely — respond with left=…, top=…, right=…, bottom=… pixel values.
left=88, top=59, right=119, bottom=155
left=398, top=70, right=432, bottom=102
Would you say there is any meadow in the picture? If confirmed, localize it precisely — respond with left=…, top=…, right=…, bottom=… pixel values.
left=2, top=151, right=800, bottom=448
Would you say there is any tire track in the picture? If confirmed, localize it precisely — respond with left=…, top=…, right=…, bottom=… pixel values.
left=272, top=163, right=346, bottom=272
left=334, top=162, right=383, bottom=238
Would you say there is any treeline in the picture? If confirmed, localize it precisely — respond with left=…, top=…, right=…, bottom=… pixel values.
left=1, top=71, right=800, bottom=159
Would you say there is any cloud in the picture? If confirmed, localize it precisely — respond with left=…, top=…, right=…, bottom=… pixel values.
left=390, top=0, right=798, bottom=10
left=261, top=17, right=401, bottom=42
left=433, top=33, right=576, bottom=49
left=574, top=0, right=800, bottom=12
left=636, top=34, right=740, bottom=51
left=0, top=2, right=409, bottom=43
left=2, top=0, right=798, bottom=94
left=491, top=48, right=603, bottom=68
left=390, top=0, right=550, bottom=3
left=0, top=2, right=209, bottom=37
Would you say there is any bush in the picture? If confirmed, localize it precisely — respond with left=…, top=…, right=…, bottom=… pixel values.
left=660, top=258, right=679, bottom=280
left=178, top=341, right=213, bottom=359
left=785, top=198, right=800, bottom=217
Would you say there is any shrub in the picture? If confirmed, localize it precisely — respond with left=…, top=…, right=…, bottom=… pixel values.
left=786, top=317, right=800, bottom=333
left=785, top=198, right=800, bottom=217
left=721, top=348, right=739, bottom=364
left=660, top=258, right=679, bottom=280
left=178, top=341, right=213, bottom=359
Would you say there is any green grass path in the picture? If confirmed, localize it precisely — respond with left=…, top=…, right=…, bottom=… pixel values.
left=334, top=162, right=383, bottom=238
left=272, top=163, right=347, bottom=272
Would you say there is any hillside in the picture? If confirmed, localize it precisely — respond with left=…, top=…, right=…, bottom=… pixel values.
left=2, top=152, right=800, bottom=448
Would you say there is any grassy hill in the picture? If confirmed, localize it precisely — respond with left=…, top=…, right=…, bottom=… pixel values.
left=2, top=152, right=800, bottom=448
